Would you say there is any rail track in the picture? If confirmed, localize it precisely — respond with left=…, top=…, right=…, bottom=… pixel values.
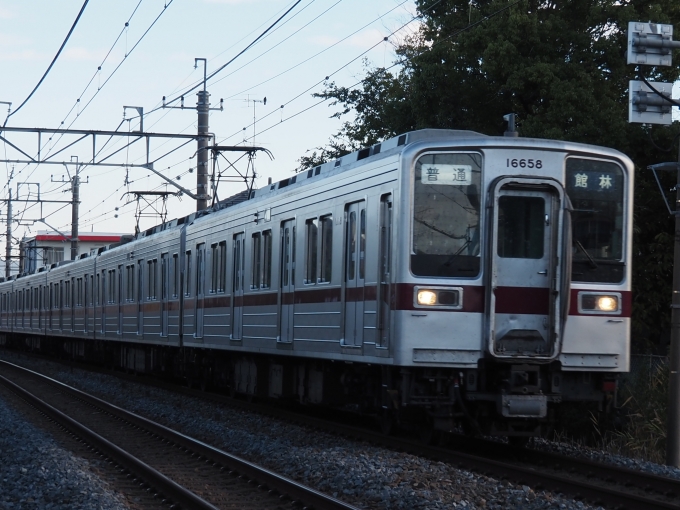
left=0, top=359, right=358, bottom=510
left=3, top=352, right=680, bottom=509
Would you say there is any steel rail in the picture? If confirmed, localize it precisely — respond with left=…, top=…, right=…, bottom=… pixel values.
left=0, top=360, right=358, bottom=510
left=0, top=373, right=218, bottom=510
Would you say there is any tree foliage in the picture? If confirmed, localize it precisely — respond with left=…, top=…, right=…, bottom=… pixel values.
left=302, top=0, right=680, bottom=351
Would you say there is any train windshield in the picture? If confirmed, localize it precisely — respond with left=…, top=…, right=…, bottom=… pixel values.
left=412, top=152, right=482, bottom=277
left=566, top=158, right=625, bottom=283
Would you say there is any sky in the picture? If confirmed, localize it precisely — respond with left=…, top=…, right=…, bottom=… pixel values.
left=0, top=0, right=418, bottom=242
left=0, top=0, right=678, bottom=251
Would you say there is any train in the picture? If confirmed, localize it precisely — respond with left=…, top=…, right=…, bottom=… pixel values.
left=0, top=128, right=633, bottom=442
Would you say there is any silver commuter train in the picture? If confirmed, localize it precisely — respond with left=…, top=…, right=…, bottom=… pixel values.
left=0, top=129, right=633, bottom=440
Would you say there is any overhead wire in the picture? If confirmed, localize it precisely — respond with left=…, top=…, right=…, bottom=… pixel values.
left=3, top=0, right=90, bottom=127
left=228, top=0, right=521, bottom=147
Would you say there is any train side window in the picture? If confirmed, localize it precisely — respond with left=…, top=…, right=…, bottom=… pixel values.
left=211, top=244, right=219, bottom=293
left=171, top=254, right=179, bottom=297
left=109, top=269, right=116, bottom=303
left=347, top=211, right=357, bottom=281
left=126, top=265, right=135, bottom=301
left=262, top=230, right=272, bottom=288
left=319, top=216, right=332, bottom=283
left=359, top=209, right=366, bottom=280
left=185, top=251, right=192, bottom=296
left=219, top=242, right=227, bottom=292
left=148, top=260, right=157, bottom=300
left=196, top=244, right=205, bottom=296
left=251, top=233, right=261, bottom=289
left=76, top=278, right=83, bottom=307
left=305, top=219, right=318, bottom=284
left=161, top=254, right=168, bottom=300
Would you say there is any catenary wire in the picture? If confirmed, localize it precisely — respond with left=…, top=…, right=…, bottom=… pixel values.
left=3, top=0, right=90, bottom=126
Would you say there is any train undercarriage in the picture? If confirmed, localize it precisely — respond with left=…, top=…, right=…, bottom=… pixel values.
left=1, top=333, right=617, bottom=443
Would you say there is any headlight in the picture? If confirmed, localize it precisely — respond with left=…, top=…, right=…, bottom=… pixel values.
left=417, top=290, right=437, bottom=306
left=579, top=292, right=621, bottom=314
left=414, top=287, right=462, bottom=309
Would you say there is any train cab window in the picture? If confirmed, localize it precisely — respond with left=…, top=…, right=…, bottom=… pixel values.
left=412, top=152, right=482, bottom=277
left=305, top=219, right=318, bottom=284
left=566, top=158, right=625, bottom=283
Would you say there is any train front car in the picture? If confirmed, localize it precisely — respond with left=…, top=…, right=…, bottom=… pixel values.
left=394, top=132, right=632, bottom=440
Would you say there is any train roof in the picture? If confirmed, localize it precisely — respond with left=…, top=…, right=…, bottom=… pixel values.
left=24, top=128, right=627, bottom=268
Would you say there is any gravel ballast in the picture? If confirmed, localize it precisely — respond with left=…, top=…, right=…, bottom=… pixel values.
left=0, top=389, right=129, bottom=509
left=0, top=351, right=636, bottom=509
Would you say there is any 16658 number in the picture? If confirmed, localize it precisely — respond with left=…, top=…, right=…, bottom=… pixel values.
left=506, top=158, right=542, bottom=169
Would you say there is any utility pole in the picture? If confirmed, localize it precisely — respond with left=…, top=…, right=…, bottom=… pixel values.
left=627, top=21, right=680, bottom=467
left=71, top=171, right=80, bottom=261
left=162, top=58, right=223, bottom=212
left=5, top=189, right=10, bottom=278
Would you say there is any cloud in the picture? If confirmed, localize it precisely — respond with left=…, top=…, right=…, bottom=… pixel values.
left=0, top=49, right=47, bottom=62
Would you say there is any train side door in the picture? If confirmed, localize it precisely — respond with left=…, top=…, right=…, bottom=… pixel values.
left=377, top=194, right=392, bottom=349
left=195, top=244, right=205, bottom=339
left=279, top=220, right=295, bottom=343
left=343, top=201, right=366, bottom=347
left=231, top=235, right=244, bottom=340
left=488, top=178, right=564, bottom=359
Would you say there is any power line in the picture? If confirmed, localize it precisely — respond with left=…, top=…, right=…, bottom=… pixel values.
left=3, top=0, right=90, bottom=126
left=216, top=0, right=408, bottom=99
left=231, top=0, right=521, bottom=146
left=157, top=0, right=304, bottom=113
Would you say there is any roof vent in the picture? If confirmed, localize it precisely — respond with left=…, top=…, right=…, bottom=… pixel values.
left=357, top=148, right=371, bottom=160
left=397, top=135, right=407, bottom=146
left=372, top=143, right=381, bottom=155
left=315, top=166, right=321, bottom=175
left=334, top=159, right=342, bottom=167
left=307, top=169, right=313, bottom=178
left=279, top=178, right=290, bottom=189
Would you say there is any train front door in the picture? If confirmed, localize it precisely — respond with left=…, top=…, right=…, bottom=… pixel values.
left=343, top=201, right=366, bottom=347
left=231, top=234, right=244, bottom=340
left=279, top=220, right=295, bottom=343
left=488, top=178, right=565, bottom=359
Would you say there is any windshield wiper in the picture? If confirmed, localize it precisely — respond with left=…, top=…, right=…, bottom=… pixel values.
left=574, top=240, right=598, bottom=269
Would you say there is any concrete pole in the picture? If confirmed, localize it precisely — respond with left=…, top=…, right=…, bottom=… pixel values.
left=71, top=171, right=79, bottom=260
left=667, top=146, right=680, bottom=467
left=196, top=89, right=210, bottom=212
left=5, top=189, right=11, bottom=278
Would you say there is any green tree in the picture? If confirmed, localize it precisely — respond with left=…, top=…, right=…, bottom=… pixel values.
left=303, top=0, right=680, bottom=350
